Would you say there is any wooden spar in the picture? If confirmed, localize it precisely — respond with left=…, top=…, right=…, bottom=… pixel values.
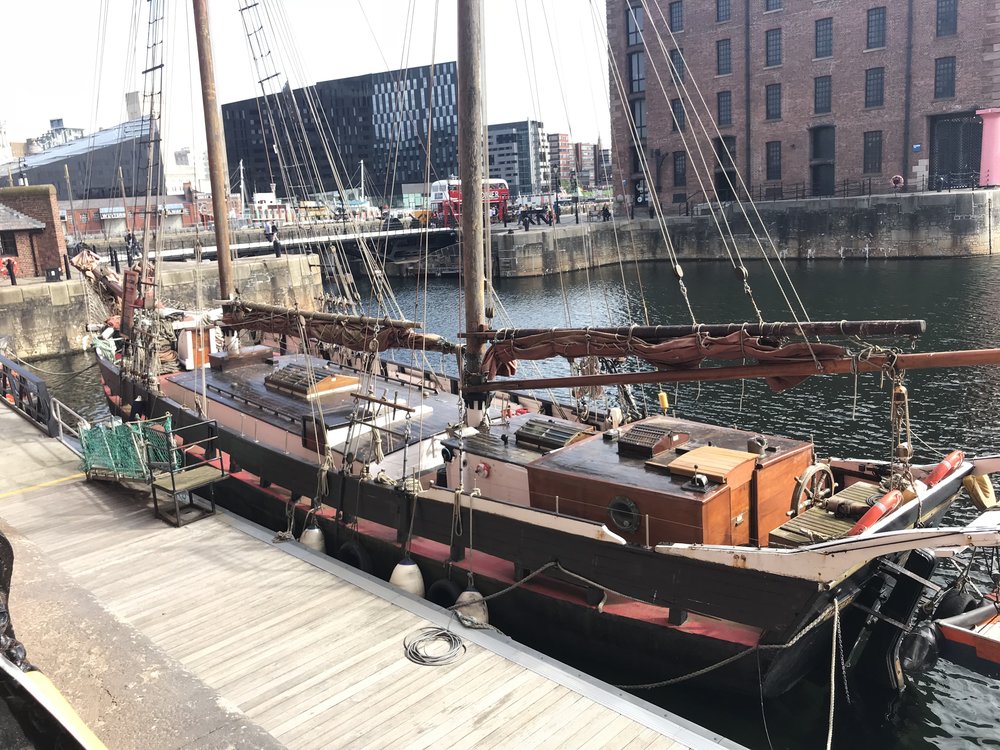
left=458, top=0, right=487, bottom=403
left=225, top=300, right=421, bottom=329
left=224, top=300, right=422, bottom=328
left=192, top=0, right=234, bottom=300
left=463, top=348, right=1000, bottom=393
left=461, top=319, right=927, bottom=341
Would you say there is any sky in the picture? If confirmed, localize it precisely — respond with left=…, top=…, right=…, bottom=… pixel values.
left=0, top=0, right=612, bottom=152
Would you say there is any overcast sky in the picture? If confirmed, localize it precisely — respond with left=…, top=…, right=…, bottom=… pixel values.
left=1, top=0, right=611, bottom=151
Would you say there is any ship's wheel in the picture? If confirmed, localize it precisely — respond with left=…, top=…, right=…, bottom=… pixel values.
left=789, top=463, right=836, bottom=518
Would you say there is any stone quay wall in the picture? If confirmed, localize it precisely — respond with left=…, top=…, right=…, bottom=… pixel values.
left=388, top=189, right=1000, bottom=278
left=0, top=255, right=323, bottom=359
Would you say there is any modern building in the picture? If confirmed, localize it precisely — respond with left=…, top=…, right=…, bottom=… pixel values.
left=222, top=62, right=458, bottom=204
left=25, top=119, right=85, bottom=155
left=371, top=63, right=459, bottom=198
left=597, top=146, right=613, bottom=187
left=548, top=132, right=574, bottom=192
left=487, top=120, right=550, bottom=197
left=608, top=0, right=999, bottom=210
left=574, top=142, right=597, bottom=189
left=163, top=146, right=209, bottom=196
left=0, top=119, right=162, bottom=202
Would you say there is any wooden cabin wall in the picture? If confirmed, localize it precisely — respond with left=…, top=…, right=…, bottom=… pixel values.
left=527, top=468, right=748, bottom=545
left=751, top=444, right=814, bottom=546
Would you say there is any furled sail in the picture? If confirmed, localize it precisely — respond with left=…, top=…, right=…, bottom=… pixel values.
left=223, top=301, right=457, bottom=355
left=482, top=328, right=845, bottom=391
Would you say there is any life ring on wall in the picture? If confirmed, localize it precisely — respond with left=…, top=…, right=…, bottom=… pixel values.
left=924, top=450, right=965, bottom=488
left=337, top=540, right=373, bottom=573
left=847, top=489, right=904, bottom=536
left=0, top=258, right=18, bottom=277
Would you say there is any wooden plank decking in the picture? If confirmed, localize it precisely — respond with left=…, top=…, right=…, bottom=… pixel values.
left=0, top=405, right=741, bottom=750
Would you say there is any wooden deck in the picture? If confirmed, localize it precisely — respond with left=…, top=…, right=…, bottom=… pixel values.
left=0, top=406, right=740, bottom=750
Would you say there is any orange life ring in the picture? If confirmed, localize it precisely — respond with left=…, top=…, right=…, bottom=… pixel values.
left=848, top=489, right=904, bottom=536
left=924, top=450, right=965, bottom=488
left=0, top=258, right=18, bottom=277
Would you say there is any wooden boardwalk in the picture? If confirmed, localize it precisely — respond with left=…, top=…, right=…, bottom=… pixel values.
left=0, top=406, right=740, bottom=750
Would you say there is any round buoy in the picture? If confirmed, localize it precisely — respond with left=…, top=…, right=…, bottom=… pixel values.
left=455, top=587, right=489, bottom=625
left=299, top=521, right=325, bottom=552
left=389, top=557, right=425, bottom=597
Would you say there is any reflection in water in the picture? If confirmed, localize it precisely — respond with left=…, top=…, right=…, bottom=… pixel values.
left=44, top=256, right=1000, bottom=749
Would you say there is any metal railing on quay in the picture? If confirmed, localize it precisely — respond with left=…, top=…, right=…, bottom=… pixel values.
left=50, top=398, right=86, bottom=456
left=0, top=353, right=56, bottom=437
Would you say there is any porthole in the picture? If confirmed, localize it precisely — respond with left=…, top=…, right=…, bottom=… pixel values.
left=608, top=495, right=641, bottom=532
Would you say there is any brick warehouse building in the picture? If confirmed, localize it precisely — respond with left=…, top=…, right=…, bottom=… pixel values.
left=608, top=0, right=1000, bottom=212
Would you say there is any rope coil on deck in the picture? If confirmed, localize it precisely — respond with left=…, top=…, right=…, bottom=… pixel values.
left=403, top=627, right=466, bottom=667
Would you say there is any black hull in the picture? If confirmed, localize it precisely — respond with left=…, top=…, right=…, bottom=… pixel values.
left=97, top=357, right=947, bottom=696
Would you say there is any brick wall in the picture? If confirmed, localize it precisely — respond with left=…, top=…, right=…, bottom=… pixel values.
left=0, top=185, right=67, bottom=278
left=11, top=233, right=37, bottom=278
left=610, top=0, right=1000, bottom=209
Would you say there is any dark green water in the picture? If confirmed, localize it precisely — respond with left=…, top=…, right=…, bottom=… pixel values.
left=44, top=257, right=1000, bottom=749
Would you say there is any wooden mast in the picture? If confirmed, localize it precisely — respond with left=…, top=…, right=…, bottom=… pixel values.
left=458, top=0, right=487, bottom=407
left=192, top=0, right=234, bottom=300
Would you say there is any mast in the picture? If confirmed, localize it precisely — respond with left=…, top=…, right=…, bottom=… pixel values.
left=192, top=0, right=234, bottom=300
left=238, top=158, right=246, bottom=221
left=63, top=165, right=80, bottom=243
left=458, top=0, right=487, bottom=407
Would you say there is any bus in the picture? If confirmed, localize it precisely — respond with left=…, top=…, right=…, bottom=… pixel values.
left=426, top=178, right=510, bottom=227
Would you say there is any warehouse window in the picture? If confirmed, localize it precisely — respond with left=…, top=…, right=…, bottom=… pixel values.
left=863, top=131, right=883, bottom=173
left=935, top=56, right=956, bottom=98
left=765, top=28, right=782, bottom=67
left=717, top=38, right=732, bottom=75
left=865, top=67, right=884, bottom=108
left=866, top=7, right=886, bottom=49
left=717, top=91, right=733, bottom=126
left=766, top=141, right=781, bottom=181
left=814, top=75, right=832, bottom=114
left=936, top=0, right=957, bottom=36
left=815, top=18, right=832, bottom=58
left=765, top=83, right=782, bottom=120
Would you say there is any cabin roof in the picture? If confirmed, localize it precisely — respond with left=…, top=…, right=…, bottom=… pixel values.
left=0, top=202, right=44, bottom=232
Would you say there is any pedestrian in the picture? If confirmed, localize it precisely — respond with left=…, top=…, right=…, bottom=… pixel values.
left=521, top=210, right=531, bottom=232
left=3, top=258, right=15, bottom=286
left=601, top=204, right=611, bottom=222
left=545, top=207, right=553, bottom=226
left=554, top=202, right=561, bottom=224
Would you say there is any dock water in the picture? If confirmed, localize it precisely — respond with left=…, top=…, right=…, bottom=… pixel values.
left=0, top=405, right=740, bottom=750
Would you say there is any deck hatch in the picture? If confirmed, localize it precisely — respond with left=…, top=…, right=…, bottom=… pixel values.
left=617, top=423, right=688, bottom=458
left=264, top=364, right=358, bottom=401
left=514, top=418, right=594, bottom=453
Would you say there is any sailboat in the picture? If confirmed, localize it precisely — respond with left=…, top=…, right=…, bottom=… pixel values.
left=88, top=0, right=1000, bottom=703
